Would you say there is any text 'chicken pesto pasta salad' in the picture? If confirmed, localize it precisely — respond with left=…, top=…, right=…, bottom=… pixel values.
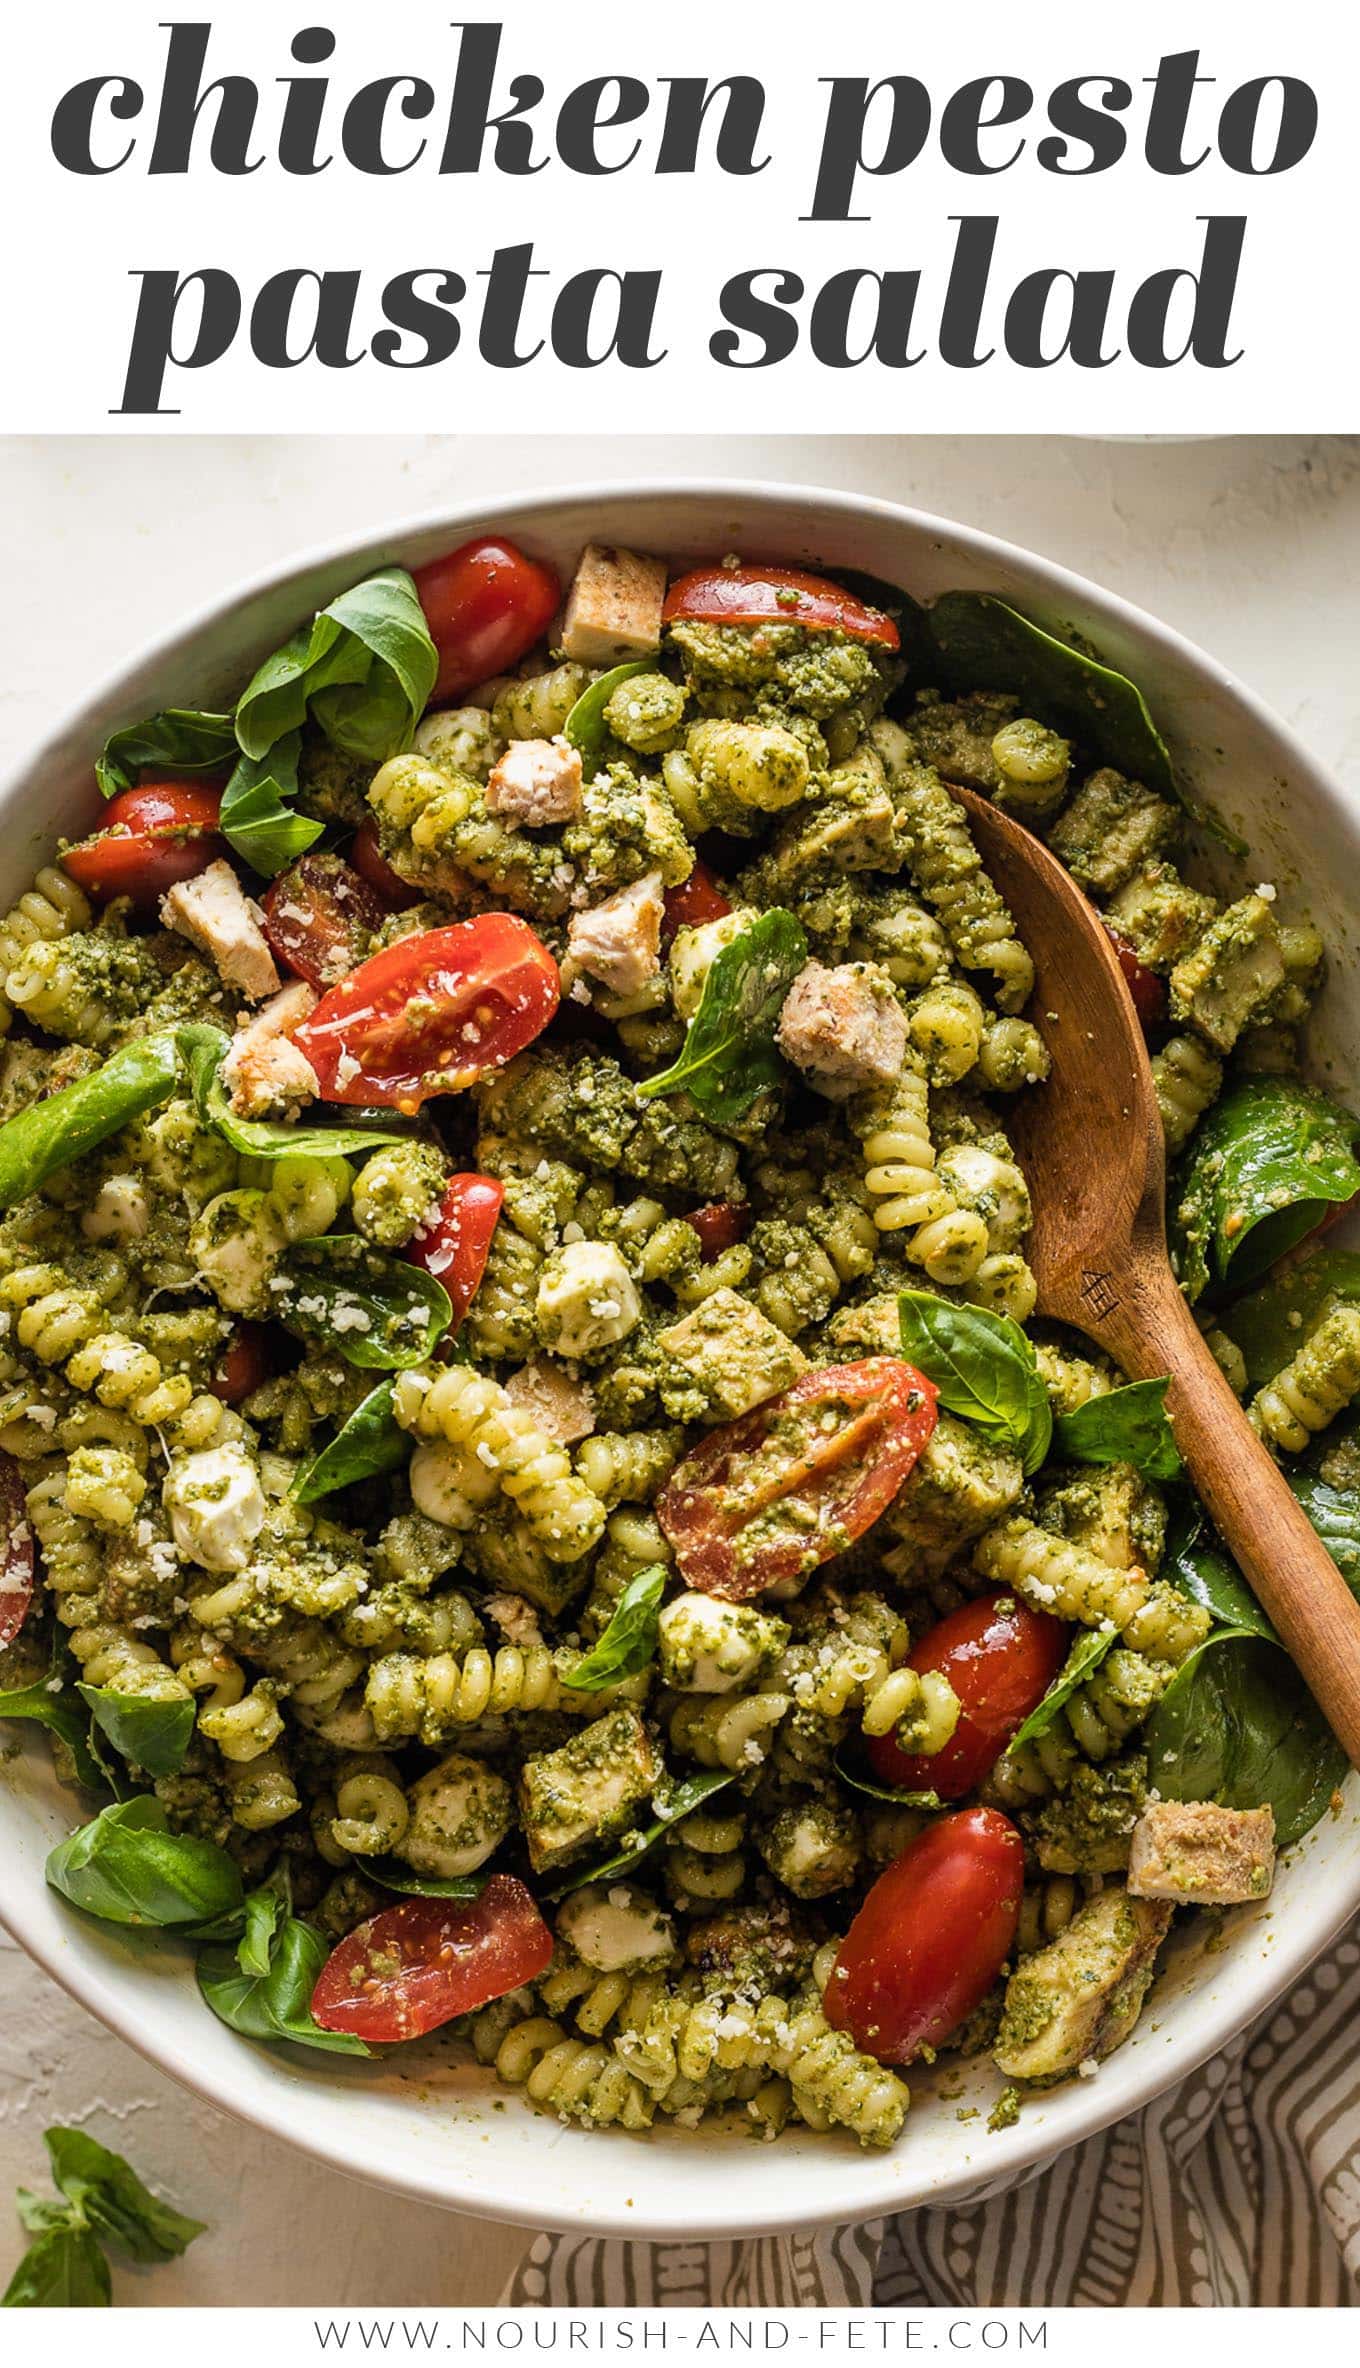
left=1, top=532, right=1357, bottom=2149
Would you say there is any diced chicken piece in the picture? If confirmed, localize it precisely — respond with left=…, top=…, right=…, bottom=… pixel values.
left=222, top=981, right=320, bottom=1118
left=485, top=734, right=583, bottom=827
left=518, top=1708, right=659, bottom=1873
left=160, top=859, right=280, bottom=1001
left=775, top=960, right=909, bottom=1101
left=560, top=543, right=668, bottom=666
left=481, top=1592, right=545, bottom=1650
left=568, top=870, right=665, bottom=997
left=503, top=1357, right=596, bottom=1445
left=659, top=1288, right=807, bottom=1419
left=994, top=1888, right=1172, bottom=2084
left=1127, top=1799, right=1276, bottom=1906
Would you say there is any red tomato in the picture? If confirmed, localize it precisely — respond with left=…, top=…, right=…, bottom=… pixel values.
left=261, top=852, right=385, bottom=992
left=824, top=1808, right=1025, bottom=2065
left=658, top=1358, right=938, bottom=1602
left=1103, top=925, right=1166, bottom=1032
left=0, top=1451, right=34, bottom=1653
left=350, top=821, right=423, bottom=913
left=661, top=860, right=733, bottom=945
left=685, top=1201, right=750, bottom=1261
left=310, top=1876, right=554, bottom=2043
left=292, top=915, right=560, bottom=1112
left=663, top=564, right=900, bottom=649
left=211, top=1323, right=277, bottom=1407
left=406, top=1173, right=505, bottom=1331
left=867, top=1591, right=1068, bottom=1800
left=63, top=781, right=223, bottom=906
left=414, top=537, right=560, bottom=706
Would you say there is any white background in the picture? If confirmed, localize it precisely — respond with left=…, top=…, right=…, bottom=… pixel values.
left=1, top=426, right=1358, bottom=2305
left=5, top=2, right=1358, bottom=431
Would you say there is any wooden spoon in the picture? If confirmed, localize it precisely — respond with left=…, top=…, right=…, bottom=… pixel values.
left=951, top=782, right=1360, bottom=1767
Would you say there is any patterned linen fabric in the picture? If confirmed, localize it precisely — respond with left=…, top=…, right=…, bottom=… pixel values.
left=509, top=1914, right=1360, bottom=2308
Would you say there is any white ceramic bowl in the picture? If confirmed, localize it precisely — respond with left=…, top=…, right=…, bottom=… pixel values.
left=2, top=482, right=1357, bottom=2243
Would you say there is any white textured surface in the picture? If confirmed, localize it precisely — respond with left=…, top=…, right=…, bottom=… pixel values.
left=0, top=432, right=1357, bottom=2304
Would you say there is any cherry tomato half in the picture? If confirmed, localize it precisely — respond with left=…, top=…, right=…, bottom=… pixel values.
left=824, top=1807, right=1024, bottom=2065
left=415, top=537, right=561, bottom=707
left=310, top=1876, right=554, bottom=2043
left=867, top=1591, right=1069, bottom=1801
left=211, top=1323, right=278, bottom=1408
left=662, top=564, right=900, bottom=649
left=1103, top=925, right=1166, bottom=1033
left=0, top=1451, right=34, bottom=1653
left=261, top=852, right=386, bottom=992
left=658, top=1358, right=938, bottom=1602
left=661, top=859, right=733, bottom=945
left=406, top=1173, right=505, bottom=1332
left=63, top=781, right=224, bottom=907
left=685, top=1201, right=750, bottom=1262
left=291, top=915, right=560, bottom=1112
left=350, top=821, right=423, bottom=913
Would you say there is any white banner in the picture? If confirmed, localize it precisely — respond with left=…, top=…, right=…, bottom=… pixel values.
left=4, top=0, right=1356, bottom=431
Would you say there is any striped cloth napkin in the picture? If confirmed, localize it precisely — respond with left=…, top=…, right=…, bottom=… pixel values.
left=508, top=1912, right=1360, bottom=2308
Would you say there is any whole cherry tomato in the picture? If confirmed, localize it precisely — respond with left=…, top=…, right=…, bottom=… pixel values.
left=1103, top=926, right=1166, bottom=1032
left=310, top=1877, right=553, bottom=2043
left=867, top=1591, right=1069, bottom=1800
left=824, top=1807, right=1025, bottom=2064
left=350, top=821, right=423, bottom=913
left=406, top=1173, right=505, bottom=1332
left=661, top=860, right=733, bottom=945
left=261, top=852, right=385, bottom=991
left=414, top=537, right=560, bottom=706
left=211, top=1323, right=278, bottom=1408
left=663, top=563, right=900, bottom=648
left=0, top=1451, right=34, bottom=1652
left=658, top=1359, right=938, bottom=1602
left=291, top=915, right=560, bottom=1112
left=685, top=1201, right=750, bottom=1262
left=63, top=781, right=223, bottom=906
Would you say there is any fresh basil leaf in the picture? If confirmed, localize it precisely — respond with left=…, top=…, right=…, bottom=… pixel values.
left=548, top=1770, right=736, bottom=1898
left=178, top=1023, right=409, bottom=1160
left=1010, top=1626, right=1119, bottom=1750
left=365, top=1859, right=483, bottom=1900
left=2, top=2222, right=110, bottom=2308
left=273, top=1235, right=452, bottom=1370
left=1053, top=1378, right=1182, bottom=1481
left=637, top=908, right=807, bottom=1125
left=197, top=1911, right=370, bottom=2057
left=564, top=661, right=653, bottom=777
left=1215, top=1248, right=1360, bottom=1392
left=897, top=1289, right=1052, bottom=1474
left=1162, top=1504, right=1278, bottom=1642
left=925, top=590, right=1244, bottom=853
left=235, top=568, right=436, bottom=766
left=219, top=733, right=323, bottom=879
left=0, top=1032, right=181, bottom=1213
left=831, top=1749, right=943, bottom=1810
left=43, top=2128, right=205, bottom=2264
left=0, top=1647, right=108, bottom=1792
left=1145, top=1630, right=1346, bottom=1850
left=1286, top=1474, right=1360, bottom=1603
left=76, top=1687, right=194, bottom=1779
left=46, top=1797, right=243, bottom=1929
left=14, top=2192, right=70, bottom=2237
left=95, top=709, right=237, bottom=801
left=560, top=1565, right=665, bottom=1692
left=1171, top=1077, right=1360, bottom=1303
left=292, top=1378, right=406, bottom=1505
left=237, top=1883, right=287, bottom=1981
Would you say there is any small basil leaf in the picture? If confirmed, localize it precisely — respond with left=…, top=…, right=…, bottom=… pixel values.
left=235, top=568, right=436, bottom=766
left=1053, top=1378, right=1182, bottom=1481
left=1, top=2222, right=110, bottom=2308
left=1010, top=1626, right=1119, bottom=1750
left=43, top=2128, right=205, bottom=2264
left=897, top=1289, right=1052, bottom=1474
left=547, top=1770, right=736, bottom=1899
left=637, top=908, right=807, bottom=1125
left=272, top=1235, right=452, bottom=1370
left=564, top=661, right=653, bottom=778
left=1171, top=1077, right=1360, bottom=1303
left=365, top=1860, right=484, bottom=1900
left=237, top=1883, right=287, bottom=1981
left=76, top=1687, right=195, bottom=1779
left=1215, top=1247, right=1360, bottom=1393
left=831, top=1748, right=943, bottom=1810
left=292, top=1378, right=406, bottom=1504
left=1145, top=1630, right=1346, bottom=1850
left=46, top=1798, right=244, bottom=1929
left=197, top=1912, right=370, bottom=2057
left=0, top=1032, right=181, bottom=1214
left=560, top=1565, right=665, bottom=1692
left=14, top=2192, right=70, bottom=2237
left=219, top=734, right=323, bottom=879
left=0, top=1647, right=107, bottom=1792
left=1286, top=1474, right=1360, bottom=1603
left=95, top=709, right=237, bottom=801
left=178, top=1023, right=409, bottom=1161
left=1162, top=1504, right=1277, bottom=1643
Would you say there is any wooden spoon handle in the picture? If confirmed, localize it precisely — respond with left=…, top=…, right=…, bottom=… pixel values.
left=1099, top=1267, right=1360, bottom=1768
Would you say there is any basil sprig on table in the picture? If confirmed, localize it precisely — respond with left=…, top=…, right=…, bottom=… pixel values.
left=272, top=1234, right=452, bottom=1370
left=76, top=1687, right=195, bottom=1780
left=549, top=1771, right=736, bottom=1899
left=897, top=1290, right=1052, bottom=1474
left=2, top=2127, right=204, bottom=2310
left=197, top=1889, right=370, bottom=2058
left=1172, top=1076, right=1360, bottom=1302
left=46, top=1798, right=244, bottom=1928
left=95, top=709, right=236, bottom=801
left=564, top=660, right=651, bottom=777
left=292, top=1377, right=407, bottom=1504
left=638, top=908, right=808, bottom=1125
left=1010, top=1626, right=1119, bottom=1750
left=1053, top=1377, right=1183, bottom=1481
left=178, top=1023, right=407, bottom=1161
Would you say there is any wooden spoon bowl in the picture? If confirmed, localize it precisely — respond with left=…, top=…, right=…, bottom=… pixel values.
left=953, top=783, right=1360, bottom=1766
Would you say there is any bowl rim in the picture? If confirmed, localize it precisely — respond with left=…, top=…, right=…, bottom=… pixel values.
left=2, top=472, right=1357, bottom=2242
